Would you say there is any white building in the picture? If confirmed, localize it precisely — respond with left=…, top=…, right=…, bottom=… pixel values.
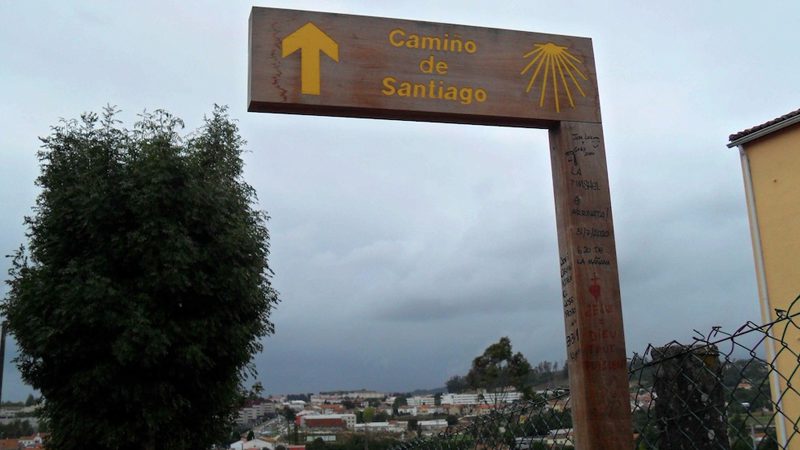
left=440, top=391, right=522, bottom=405
left=287, top=400, right=306, bottom=412
left=406, top=396, right=435, bottom=407
left=343, top=390, right=384, bottom=400
left=418, top=419, right=448, bottom=431
left=230, top=438, right=274, bottom=450
left=236, top=401, right=277, bottom=425
left=18, top=433, right=44, bottom=447
left=441, top=393, right=479, bottom=405
left=310, top=394, right=343, bottom=404
left=305, top=434, right=337, bottom=443
left=354, top=421, right=407, bottom=433
left=397, top=405, right=418, bottom=416
left=544, top=428, right=573, bottom=446
left=483, top=391, right=523, bottom=404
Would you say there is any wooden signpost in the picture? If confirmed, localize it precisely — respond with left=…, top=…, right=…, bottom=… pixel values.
left=249, top=7, right=631, bottom=449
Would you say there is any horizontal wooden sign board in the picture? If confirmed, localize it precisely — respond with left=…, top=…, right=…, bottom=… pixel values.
left=248, top=7, right=601, bottom=127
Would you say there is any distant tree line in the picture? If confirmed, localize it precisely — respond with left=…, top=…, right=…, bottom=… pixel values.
left=305, top=435, right=400, bottom=450
left=1, top=394, right=40, bottom=408
left=0, top=420, right=35, bottom=438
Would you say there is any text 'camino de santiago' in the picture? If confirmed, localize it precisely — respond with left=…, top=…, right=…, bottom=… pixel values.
left=381, top=28, right=488, bottom=105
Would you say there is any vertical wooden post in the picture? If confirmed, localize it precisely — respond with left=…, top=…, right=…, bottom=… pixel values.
left=549, top=121, right=632, bottom=449
left=251, top=8, right=629, bottom=446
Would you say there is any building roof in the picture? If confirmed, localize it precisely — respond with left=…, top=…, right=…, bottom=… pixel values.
left=304, top=418, right=346, bottom=429
left=230, top=438, right=273, bottom=450
left=304, top=413, right=354, bottom=419
left=728, top=108, right=800, bottom=147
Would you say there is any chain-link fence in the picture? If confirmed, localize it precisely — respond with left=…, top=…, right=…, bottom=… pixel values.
left=392, top=295, right=800, bottom=450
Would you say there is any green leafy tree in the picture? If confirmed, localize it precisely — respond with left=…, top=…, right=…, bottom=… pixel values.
left=729, top=414, right=755, bottom=450
left=0, top=401, right=23, bottom=407
left=329, top=435, right=399, bottom=450
left=466, top=337, right=532, bottom=401
left=759, top=427, right=779, bottom=450
left=3, top=107, right=279, bottom=450
left=308, top=437, right=327, bottom=450
left=248, top=381, right=265, bottom=401
left=391, top=395, right=406, bottom=416
left=282, top=406, right=298, bottom=444
left=445, top=415, right=459, bottom=427
left=363, top=407, right=375, bottom=423
left=0, top=419, right=34, bottom=438
left=286, top=393, right=310, bottom=402
left=445, top=375, right=469, bottom=393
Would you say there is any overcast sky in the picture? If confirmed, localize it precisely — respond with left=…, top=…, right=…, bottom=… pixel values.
left=1, top=1, right=798, bottom=401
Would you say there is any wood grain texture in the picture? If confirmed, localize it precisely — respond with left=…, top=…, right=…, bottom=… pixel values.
left=549, top=121, right=632, bottom=449
left=249, top=7, right=600, bottom=126
left=248, top=8, right=631, bottom=448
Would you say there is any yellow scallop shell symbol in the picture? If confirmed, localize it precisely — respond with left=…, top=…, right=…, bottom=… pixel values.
left=521, top=43, right=588, bottom=113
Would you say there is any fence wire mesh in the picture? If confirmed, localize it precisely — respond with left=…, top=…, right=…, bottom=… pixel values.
left=391, top=295, right=800, bottom=450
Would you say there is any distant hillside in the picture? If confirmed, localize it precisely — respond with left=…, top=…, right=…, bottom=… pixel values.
left=407, top=386, right=447, bottom=396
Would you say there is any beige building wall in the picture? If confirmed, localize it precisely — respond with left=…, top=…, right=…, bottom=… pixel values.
left=746, top=124, right=800, bottom=317
left=737, top=121, right=800, bottom=447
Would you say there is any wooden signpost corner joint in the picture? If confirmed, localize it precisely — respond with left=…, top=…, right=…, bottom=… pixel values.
left=248, top=7, right=632, bottom=449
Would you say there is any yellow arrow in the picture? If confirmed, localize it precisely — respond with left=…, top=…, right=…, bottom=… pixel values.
left=282, top=22, right=339, bottom=96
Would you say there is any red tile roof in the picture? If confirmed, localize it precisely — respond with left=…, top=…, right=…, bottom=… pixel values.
left=729, top=108, right=800, bottom=143
left=304, top=417, right=346, bottom=429
left=0, top=439, right=18, bottom=450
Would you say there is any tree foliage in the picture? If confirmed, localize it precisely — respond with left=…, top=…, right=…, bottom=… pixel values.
left=282, top=406, right=297, bottom=444
left=323, top=435, right=400, bottom=450
left=3, top=106, right=279, bottom=449
left=445, top=414, right=459, bottom=427
left=342, top=399, right=356, bottom=410
left=0, top=419, right=35, bottom=438
left=524, top=360, right=567, bottom=388
left=308, top=437, right=327, bottom=450
left=445, top=375, right=469, bottom=393
left=466, top=337, right=532, bottom=395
